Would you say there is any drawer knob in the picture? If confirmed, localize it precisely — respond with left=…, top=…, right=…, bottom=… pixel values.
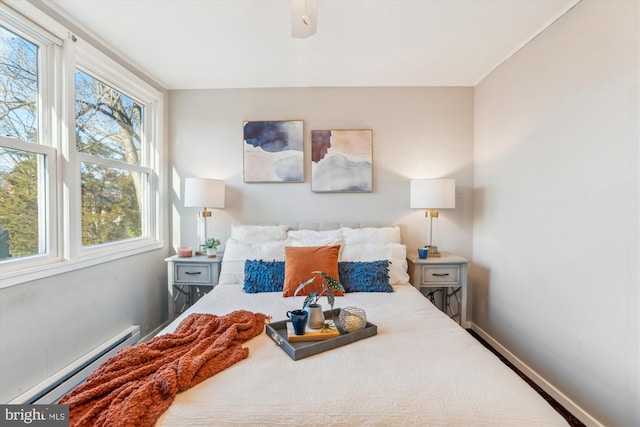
left=185, top=271, right=202, bottom=275
left=433, top=273, right=450, bottom=277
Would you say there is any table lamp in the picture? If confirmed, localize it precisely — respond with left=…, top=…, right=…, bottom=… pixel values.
left=410, top=178, right=455, bottom=257
left=184, top=177, right=225, bottom=251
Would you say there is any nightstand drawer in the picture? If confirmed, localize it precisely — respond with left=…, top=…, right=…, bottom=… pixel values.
left=421, top=265, right=460, bottom=285
left=175, top=264, right=211, bottom=283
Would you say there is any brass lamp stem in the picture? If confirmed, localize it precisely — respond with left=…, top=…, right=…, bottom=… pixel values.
left=425, top=209, right=440, bottom=256
left=200, top=208, right=212, bottom=250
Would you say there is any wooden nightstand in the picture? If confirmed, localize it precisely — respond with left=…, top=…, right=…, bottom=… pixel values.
left=407, top=252, right=469, bottom=328
left=165, top=255, right=222, bottom=320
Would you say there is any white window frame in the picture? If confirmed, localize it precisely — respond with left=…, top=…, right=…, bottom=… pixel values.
left=0, top=9, right=61, bottom=274
left=0, top=137, right=58, bottom=269
left=72, top=40, right=162, bottom=260
left=0, top=4, right=164, bottom=288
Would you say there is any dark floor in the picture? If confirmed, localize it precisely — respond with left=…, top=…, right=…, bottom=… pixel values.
left=467, top=329, right=586, bottom=427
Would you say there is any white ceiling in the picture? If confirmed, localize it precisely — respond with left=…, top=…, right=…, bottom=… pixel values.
left=47, top=0, right=579, bottom=90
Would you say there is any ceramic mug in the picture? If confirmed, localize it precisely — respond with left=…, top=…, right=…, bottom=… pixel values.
left=286, top=309, right=308, bottom=335
left=418, top=247, right=429, bottom=259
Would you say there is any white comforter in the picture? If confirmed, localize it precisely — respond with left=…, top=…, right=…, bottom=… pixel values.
left=157, top=284, right=567, bottom=426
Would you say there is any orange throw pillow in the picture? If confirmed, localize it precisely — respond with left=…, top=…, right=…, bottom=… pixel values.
left=282, top=245, right=343, bottom=297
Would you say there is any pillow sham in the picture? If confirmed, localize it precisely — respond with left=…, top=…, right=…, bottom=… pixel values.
left=243, top=260, right=285, bottom=293
left=282, top=245, right=342, bottom=297
left=218, top=239, right=286, bottom=284
left=341, top=243, right=409, bottom=285
left=338, top=260, right=392, bottom=293
left=230, top=225, right=288, bottom=243
left=342, top=226, right=401, bottom=245
left=286, top=229, right=344, bottom=247
left=286, top=230, right=344, bottom=260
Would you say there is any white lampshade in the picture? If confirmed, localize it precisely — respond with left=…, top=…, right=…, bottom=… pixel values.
left=410, top=179, right=455, bottom=209
left=184, top=178, right=225, bottom=209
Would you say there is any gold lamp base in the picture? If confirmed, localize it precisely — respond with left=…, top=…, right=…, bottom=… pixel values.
left=425, top=245, right=441, bottom=257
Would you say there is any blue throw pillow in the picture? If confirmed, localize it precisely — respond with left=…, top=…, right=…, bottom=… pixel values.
left=243, top=260, right=285, bottom=293
left=338, top=260, right=392, bottom=293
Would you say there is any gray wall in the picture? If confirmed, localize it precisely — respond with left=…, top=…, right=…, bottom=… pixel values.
left=0, top=250, right=169, bottom=402
left=168, top=87, right=475, bottom=259
left=473, top=1, right=639, bottom=426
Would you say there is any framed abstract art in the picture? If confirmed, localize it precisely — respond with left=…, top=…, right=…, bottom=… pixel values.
left=311, top=129, right=373, bottom=192
left=243, top=120, right=304, bottom=182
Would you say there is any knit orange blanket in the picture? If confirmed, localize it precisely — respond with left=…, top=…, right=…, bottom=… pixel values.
left=59, top=310, right=268, bottom=427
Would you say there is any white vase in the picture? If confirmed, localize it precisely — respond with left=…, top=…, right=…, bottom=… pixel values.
left=206, top=248, right=217, bottom=257
left=307, top=304, right=325, bottom=329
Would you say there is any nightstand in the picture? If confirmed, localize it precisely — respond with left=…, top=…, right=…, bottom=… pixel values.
left=165, top=255, right=222, bottom=320
left=407, top=252, right=469, bottom=328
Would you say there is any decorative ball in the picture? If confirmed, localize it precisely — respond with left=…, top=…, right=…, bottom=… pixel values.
left=338, top=306, right=367, bottom=333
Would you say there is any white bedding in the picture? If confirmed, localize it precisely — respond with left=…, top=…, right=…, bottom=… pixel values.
left=157, top=284, right=567, bottom=426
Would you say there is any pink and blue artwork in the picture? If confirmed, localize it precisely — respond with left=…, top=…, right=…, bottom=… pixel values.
left=311, top=129, right=373, bottom=192
left=243, top=120, right=304, bottom=182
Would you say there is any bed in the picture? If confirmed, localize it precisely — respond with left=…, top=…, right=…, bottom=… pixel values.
left=154, top=224, right=567, bottom=426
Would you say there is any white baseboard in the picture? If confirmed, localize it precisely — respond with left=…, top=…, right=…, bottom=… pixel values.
left=139, top=321, right=170, bottom=343
left=469, top=322, right=603, bottom=427
left=9, top=325, right=140, bottom=404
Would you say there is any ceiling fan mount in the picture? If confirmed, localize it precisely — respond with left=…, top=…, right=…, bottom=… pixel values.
left=292, top=0, right=317, bottom=39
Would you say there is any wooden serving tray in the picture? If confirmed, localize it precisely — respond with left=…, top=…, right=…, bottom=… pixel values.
left=265, top=308, right=378, bottom=361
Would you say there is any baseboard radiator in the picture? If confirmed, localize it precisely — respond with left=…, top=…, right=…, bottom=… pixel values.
left=9, top=325, right=141, bottom=405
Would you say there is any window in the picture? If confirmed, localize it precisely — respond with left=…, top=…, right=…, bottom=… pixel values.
left=0, top=147, right=49, bottom=258
left=0, top=25, right=38, bottom=144
left=75, top=69, right=150, bottom=247
left=0, top=23, right=55, bottom=264
left=0, top=8, right=163, bottom=287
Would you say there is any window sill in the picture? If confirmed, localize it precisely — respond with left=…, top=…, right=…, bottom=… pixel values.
left=0, top=240, right=165, bottom=289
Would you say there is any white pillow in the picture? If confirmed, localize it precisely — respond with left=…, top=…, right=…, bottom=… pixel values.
left=342, top=227, right=401, bottom=245
left=341, top=243, right=409, bottom=285
left=230, top=225, right=288, bottom=243
left=218, top=239, right=286, bottom=284
left=286, top=229, right=344, bottom=247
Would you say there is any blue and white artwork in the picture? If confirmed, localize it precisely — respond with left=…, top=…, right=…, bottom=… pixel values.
left=311, top=129, right=373, bottom=192
left=243, top=120, right=304, bottom=182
